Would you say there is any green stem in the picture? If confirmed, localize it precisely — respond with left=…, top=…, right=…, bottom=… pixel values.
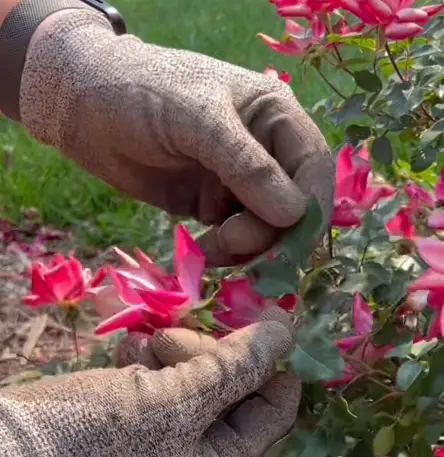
left=314, top=66, right=347, bottom=99
left=385, top=42, right=434, bottom=122
left=328, top=226, right=333, bottom=259
left=385, top=42, right=404, bottom=81
left=332, top=43, right=354, bottom=76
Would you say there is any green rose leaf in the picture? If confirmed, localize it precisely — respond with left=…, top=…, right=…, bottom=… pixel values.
left=285, top=428, right=330, bottom=457
left=330, top=94, right=366, bottom=126
left=290, top=333, right=345, bottom=382
left=371, top=136, right=393, bottom=165
left=419, top=118, right=444, bottom=149
left=354, top=70, right=383, bottom=92
left=281, top=198, right=323, bottom=269
left=373, top=425, right=395, bottom=456
left=397, top=360, right=424, bottom=391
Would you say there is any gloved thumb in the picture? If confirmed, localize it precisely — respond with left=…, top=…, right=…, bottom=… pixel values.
left=150, top=317, right=292, bottom=435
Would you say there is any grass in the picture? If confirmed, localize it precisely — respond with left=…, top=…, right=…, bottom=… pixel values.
left=0, top=0, right=344, bottom=252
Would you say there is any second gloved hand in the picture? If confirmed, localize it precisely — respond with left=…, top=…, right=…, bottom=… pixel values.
left=0, top=307, right=301, bottom=457
left=21, top=7, right=334, bottom=265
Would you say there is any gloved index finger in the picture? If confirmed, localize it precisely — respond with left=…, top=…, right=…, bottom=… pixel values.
left=154, top=319, right=292, bottom=434
left=201, top=116, right=307, bottom=229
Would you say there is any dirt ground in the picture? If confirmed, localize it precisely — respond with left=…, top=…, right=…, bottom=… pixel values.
left=0, top=227, right=119, bottom=385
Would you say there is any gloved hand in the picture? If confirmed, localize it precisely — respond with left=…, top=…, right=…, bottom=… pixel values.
left=21, top=7, right=334, bottom=266
left=0, top=307, right=301, bottom=457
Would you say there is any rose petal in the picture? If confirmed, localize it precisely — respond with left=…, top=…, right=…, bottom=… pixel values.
left=174, top=224, right=205, bottom=304
left=408, top=268, right=444, bottom=292
left=88, top=285, right=127, bottom=319
left=428, top=209, right=444, bottom=230
left=353, top=292, right=373, bottom=335
left=428, top=305, right=444, bottom=339
left=415, top=238, right=444, bottom=275
left=94, top=306, right=145, bottom=335
left=435, top=166, right=444, bottom=201
left=385, top=206, right=415, bottom=238
left=384, top=22, right=423, bottom=40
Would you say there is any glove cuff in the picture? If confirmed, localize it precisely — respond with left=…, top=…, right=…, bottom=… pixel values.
left=0, top=0, right=98, bottom=121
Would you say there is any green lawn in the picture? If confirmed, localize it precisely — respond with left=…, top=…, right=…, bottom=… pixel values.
left=0, top=0, right=343, bottom=252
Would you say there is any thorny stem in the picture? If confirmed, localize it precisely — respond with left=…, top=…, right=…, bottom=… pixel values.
left=332, top=43, right=354, bottom=76
left=315, top=66, right=347, bottom=99
left=385, top=42, right=404, bottom=81
left=328, top=227, right=333, bottom=258
left=370, top=391, right=402, bottom=408
left=385, top=42, right=435, bottom=122
left=343, top=354, right=394, bottom=391
left=357, top=244, right=369, bottom=272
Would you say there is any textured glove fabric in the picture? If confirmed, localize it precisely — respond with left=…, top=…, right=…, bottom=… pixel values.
left=20, top=9, right=334, bottom=266
left=0, top=307, right=301, bottom=456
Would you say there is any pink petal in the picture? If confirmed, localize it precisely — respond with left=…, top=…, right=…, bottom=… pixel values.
left=214, top=277, right=265, bottom=329
left=359, top=185, right=396, bottom=210
left=336, top=164, right=371, bottom=203
left=356, top=144, right=370, bottom=161
left=396, top=7, right=428, bottom=23
left=86, top=266, right=107, bottom=289
left=385, top=207, right=415, bottom=238
left=263, top=66, right=280, bottom=79
left=173, top=224, right=205, bottom=304
left=336, top=334, right=364, bottom=352
left=421, top=4, right=444, bottom=17
left=427, top=290, right=444, bottom=310
left=405, top=182, right=434, bottom=208
left=435, top=167, right=444, bottom=201
left=276, top=293, right=298, bottom=311
left=134, top=287, right=190, bottom=310
left=108, top=267, right=145, bottom=307
left=278, top=71, right=291, bottom=83
left=284, top=19, right=308, bottom=36
left=340, top=0, right=379, bottom=23
left=277, top=4, right=314, bottom=19
left=335, top=144, right=354, bottom=186
left=332, top=199, right=361, bottom=227
left=41, top=260, right=79, bottom=303
left=428, top=305, right=444, bottom=339
left=47, top=253, right=66, bottom=269
left=368, top=0, right=394, bottom=20
left=310, top=16, right=326, bottom=40
left=21, top=294, right=51, bottom=307
left=134, top=248, right=179, bottom=291
left=428, top=209, right=444, bottom=230
left=88, top=285, right=126, bottom=319
left=64, top=254, right=87, bottom=301
left=94, top=306, right=145, bottom=335
left=257, top=33, right=312, bottom=55
left=384, top=22, right=423, bottom=40
left=415, top=238, right=444, bottom=275
left=409, top=268, right=444, bottom=292
left=353, top=292, right=373, bottom=335
left=113, top=247, right=140, bottom=268
left=25, top=263, right=56, bottom=304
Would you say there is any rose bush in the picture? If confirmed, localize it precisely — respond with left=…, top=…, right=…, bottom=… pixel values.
left=12, top=1, right=444, bottom=456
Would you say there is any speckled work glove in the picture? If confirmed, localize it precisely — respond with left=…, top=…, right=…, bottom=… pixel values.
left=19, top=6, right=334, bottom=266
left=0, top=308, right=301, bottom=457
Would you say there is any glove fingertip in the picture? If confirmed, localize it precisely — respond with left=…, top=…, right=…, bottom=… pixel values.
left=152, top=328, right=217, bottom=366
